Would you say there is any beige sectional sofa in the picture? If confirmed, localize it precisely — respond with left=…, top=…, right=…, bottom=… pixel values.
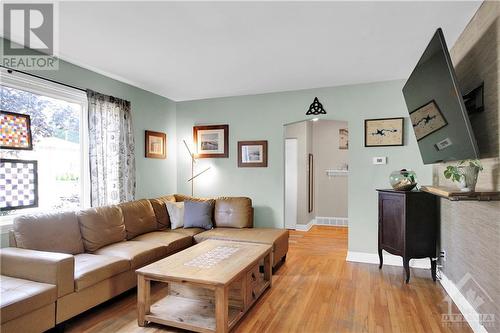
left=0, top=195, right=288, bottom=333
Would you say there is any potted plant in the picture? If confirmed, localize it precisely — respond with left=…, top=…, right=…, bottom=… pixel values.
left=443, top=159, right=483, bottom=192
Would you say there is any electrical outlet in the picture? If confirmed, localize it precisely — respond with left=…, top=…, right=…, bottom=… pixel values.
left=439, top=250, right=446, bottom=262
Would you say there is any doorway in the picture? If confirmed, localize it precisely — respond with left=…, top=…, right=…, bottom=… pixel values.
left=283, top=119, right=349, bottom=230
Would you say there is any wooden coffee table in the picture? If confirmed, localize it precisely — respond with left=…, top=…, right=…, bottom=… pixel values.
left=136, top=239, right=272, bottom=333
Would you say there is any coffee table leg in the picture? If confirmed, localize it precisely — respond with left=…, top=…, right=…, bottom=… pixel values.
left=215, top=286, right=229, bottom=333
left=137, top=275, right=150, bottom=327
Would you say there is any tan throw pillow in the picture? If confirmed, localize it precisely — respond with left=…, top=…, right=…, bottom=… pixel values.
left=166, top=201, right=184, bottom=229
left=77, top=206, right=126, bottom=252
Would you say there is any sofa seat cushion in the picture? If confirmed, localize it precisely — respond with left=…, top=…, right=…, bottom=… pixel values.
left=73, top=254, right=130, bottom=291
left=0, top=275, right=56, bottom=323
left=13, top=212, right=84, bottom=254
left=94, top=241, right=167, bottom=269
left=132, top=231, right=193, bottom=255
left=170, top=227, right=206, bottom=237
left=194, top=228, right=289, bottom=266
left=119, top=199, right=157, bottom=240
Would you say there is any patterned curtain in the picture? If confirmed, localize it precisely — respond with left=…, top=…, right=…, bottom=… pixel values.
left=87, top=90, right=135, bottom=206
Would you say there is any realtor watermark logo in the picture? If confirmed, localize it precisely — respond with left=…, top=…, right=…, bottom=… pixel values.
left=1, top=2, right=58, bottom=70
left=442, top=273, right=495, bottom=329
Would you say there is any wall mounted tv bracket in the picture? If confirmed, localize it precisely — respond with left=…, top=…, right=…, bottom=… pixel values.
left=463, top=83, right=484, bottom=115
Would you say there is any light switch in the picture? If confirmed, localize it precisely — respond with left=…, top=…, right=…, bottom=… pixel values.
left=373, top=157, right=387, bottom=165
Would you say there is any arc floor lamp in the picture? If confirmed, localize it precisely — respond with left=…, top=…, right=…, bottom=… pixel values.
left=183, top=139, right=211, bottom=196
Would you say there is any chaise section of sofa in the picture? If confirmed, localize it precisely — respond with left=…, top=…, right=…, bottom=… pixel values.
left=0, top=247, right=74, bottom=333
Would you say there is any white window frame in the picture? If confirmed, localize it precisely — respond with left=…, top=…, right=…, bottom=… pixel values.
left=0, top=68, right=90, bottom=229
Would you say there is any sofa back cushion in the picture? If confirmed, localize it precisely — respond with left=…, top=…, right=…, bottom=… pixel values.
left=13, top=212, right=84, bottom=254
left=174, top=194, right=214, bottom=204
left=119, top=199, right=157, bottom=239
left=214, top=197, right=253, bottom=228
left=149, top=195, right=175, bottom=229
left=77, top=206, right=126, bottom=252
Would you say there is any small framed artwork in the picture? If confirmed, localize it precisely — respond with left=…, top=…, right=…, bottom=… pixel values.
left=339, top=128, right=348, bottom=150
left=193, top=124, right=229, bottom=158
left=410, top=100, right=448, bottom=141
left=145, top=130, right=167, bottom=159
left=238, top=141, right=268, bottom=167
left=0, top=110, right=33, bottom=150
left=0, top=159, right=38, bottom=211
left=365, top=117, right=404, bottom=147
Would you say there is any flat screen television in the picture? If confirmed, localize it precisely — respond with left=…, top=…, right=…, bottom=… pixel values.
left=402, top=28, right=480, bottom=164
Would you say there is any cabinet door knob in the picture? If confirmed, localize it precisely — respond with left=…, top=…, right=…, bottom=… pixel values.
left=251, top=273, right=256, bottom=281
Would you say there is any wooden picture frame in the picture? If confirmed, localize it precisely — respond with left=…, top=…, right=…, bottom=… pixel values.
left=410, top=100, right=448, bottom=141
left=308, top=154, right=314, bottom=213
left=193, top=125, right=229, bottom=158
left=145, top=130, right=167, bottom=159
left=0, top=159, right=38, bottom=211
left=238, top=141, right=268, bottom=167
left=0, top=110, right=33, bottom=150
left=364, top=117, right=404, bottom=147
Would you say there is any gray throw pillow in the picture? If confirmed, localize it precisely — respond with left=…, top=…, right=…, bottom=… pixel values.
left=183, top=200, right=214, bottom=230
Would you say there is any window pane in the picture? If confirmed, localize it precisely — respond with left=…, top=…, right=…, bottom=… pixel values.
left=1, top=85, right=82, bottom=216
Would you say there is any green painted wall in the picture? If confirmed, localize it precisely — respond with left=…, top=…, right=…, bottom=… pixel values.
left=176, top=80, right=433, bottom=254
left=1, top=38, right=177, bottom=199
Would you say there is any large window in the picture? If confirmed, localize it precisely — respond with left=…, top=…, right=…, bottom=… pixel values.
left=0, top=70, right=89, bottom=223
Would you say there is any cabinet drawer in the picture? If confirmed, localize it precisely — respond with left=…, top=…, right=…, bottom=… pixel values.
left=245, top=263, right=266, bottom=305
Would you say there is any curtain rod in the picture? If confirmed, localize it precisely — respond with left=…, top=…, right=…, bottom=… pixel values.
left=0, top=65, right=87, bottom=93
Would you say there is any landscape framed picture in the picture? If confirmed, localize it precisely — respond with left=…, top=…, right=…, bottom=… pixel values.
left=410, top=100, right=448, bottom=141
left=0, top=110, right=33, bottom=150
left=365, top=117, right=404, bottom=147
left=238, top=140, right=268, bottom=167
left=193, top=124, right=229, bottom=158
left=145, top=130, right=167, bottom=159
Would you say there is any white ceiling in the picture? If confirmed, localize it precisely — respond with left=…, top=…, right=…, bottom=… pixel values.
left=54, top=2, right=481, bottom=100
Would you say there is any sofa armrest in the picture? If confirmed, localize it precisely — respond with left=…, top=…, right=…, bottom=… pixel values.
left=0, top=247, right=74, bottom=297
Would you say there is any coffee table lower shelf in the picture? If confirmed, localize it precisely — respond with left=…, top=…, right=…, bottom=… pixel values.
left=145, top=295, right=243, bottom=333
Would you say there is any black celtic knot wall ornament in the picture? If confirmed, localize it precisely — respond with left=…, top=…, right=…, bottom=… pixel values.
left=306, top=97, right=327, bottom=115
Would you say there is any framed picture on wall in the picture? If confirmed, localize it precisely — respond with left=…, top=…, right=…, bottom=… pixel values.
left=193, top=124, right=229, bottom=158
left=364, top=117, right=404, bottom=147
left=238, top=141, right=268, bottom=167
left=410, top=100, right=448, bottom=141
left=145, top=130, right=167, bottom=159
left=1, top=110, right=33, bottom=150
left=0, top=159, right=38, bottom=211
left=339, top=128, right=348, bottom=150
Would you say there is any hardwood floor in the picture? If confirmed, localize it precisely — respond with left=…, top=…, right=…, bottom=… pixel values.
left=63, top=226, right=471, bottom=333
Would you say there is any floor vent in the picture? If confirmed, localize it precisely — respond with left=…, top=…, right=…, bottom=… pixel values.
left=315, top=217, right=348, bottom=227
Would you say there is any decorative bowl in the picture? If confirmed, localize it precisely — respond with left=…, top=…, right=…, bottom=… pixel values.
left=390, top=169, right=417, bottom=191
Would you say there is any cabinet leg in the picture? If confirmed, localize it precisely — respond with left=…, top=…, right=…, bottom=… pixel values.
left=431, top=258, right=437, bottom=282
left=403, top=258, right=410, bottom=283
left=378, top=248, right=383, bottom=269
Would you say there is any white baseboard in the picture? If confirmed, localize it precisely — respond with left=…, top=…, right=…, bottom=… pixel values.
left=439, top=272, right=489, bottom=333
left=346, top=251, right=431, bottom=269
left=294, top=219, right=315, bottom=231
left=294, top=216, right=347, bottom=231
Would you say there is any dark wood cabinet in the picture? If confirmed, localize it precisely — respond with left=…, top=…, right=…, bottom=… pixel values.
left=377, top=189, right=438, bottom=283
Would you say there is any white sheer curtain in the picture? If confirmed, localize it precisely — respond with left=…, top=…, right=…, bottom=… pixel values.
left=87, top=90, right=135, bottom=206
